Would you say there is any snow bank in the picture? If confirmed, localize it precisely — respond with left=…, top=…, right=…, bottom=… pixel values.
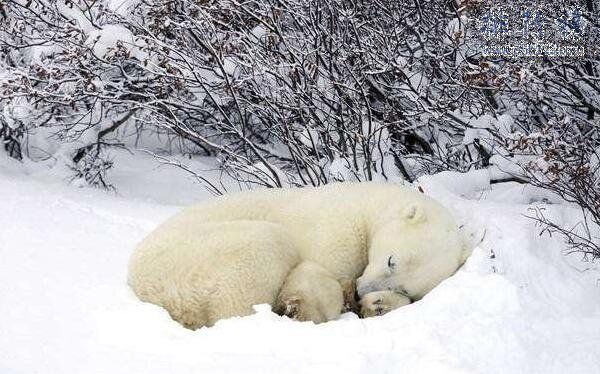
left=86, top=24, right=137, bottom=59
left=0, top=160, right=599, bottom=374
left=106, top=0, right=140, bottom=16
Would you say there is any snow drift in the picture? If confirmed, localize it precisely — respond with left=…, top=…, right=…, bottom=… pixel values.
left=0, top=152, right=599, bottom=374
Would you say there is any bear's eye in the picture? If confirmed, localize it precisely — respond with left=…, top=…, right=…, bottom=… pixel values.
left=387, top=255, right=396, bottom=270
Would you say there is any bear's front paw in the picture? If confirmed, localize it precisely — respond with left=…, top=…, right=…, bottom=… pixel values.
left=359, top=291, right=411, bottom=318
left=274, top=295, right=326, bottom=323
left=274, top=295, right=302, bottom=319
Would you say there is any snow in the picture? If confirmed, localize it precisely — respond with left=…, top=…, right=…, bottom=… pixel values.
left=2, top=96, right=32, bottom=129
left=250, top=25, right=268, bottom=40
left=106, top=0, right=140, bottom=16
left=86, top=24, right=136, bottom=59
left=1, top=153, right=600, bottom=374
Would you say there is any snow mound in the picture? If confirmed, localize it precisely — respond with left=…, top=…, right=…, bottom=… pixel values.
left=86, top=24, right=139, bottom=59
left=0, top=160, right=599, bottom=374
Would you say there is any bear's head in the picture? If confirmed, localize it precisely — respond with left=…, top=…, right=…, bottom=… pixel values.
left=356, top=203, right=466, bottom=302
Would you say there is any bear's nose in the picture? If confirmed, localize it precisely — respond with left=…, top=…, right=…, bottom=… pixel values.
left=356, top=278, right=376, bottom=297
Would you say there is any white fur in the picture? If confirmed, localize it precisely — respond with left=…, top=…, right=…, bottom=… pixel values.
left=274, top=261, right=344, bottom=323
left=128, top=221, right=300, bottom=329
left=128, top=182, right=469, bottom=328
left=360, top=290, right=412, bottom=318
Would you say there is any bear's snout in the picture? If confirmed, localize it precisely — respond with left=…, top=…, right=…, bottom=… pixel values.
left=356, top=277, right=387, bottom=297
left=357, top=275, right=411, bottom=300
left=356, top=280, right=371, bottom=297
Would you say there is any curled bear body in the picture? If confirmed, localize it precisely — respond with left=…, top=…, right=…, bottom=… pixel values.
left=128, top=182, right=471, bottom=328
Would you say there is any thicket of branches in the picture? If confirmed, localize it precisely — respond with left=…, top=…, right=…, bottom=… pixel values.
left=0, top=0, right=498, bottom=188
left=0, top=0, right=599, bottom=256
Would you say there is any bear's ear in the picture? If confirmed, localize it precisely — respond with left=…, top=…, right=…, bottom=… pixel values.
left=402, top=204, right=427, bottom=224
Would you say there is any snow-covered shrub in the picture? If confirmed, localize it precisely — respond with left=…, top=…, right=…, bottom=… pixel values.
left=504, top=122, right=600, bottom=260
left=1, top=0, right=597, bottom=204
left=463, top=0, right=600, bottom=259
left=121, top=0, right=500, bottom=187
left=0, top=0, right=186, bottom=183
left=0, top=0, right=496, bottom=188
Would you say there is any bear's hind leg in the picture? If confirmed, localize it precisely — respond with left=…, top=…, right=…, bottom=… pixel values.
left=274, top=261, right=344, bottom=324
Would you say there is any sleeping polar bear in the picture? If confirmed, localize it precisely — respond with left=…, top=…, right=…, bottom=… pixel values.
left=128, top=182, right=472, bottom=329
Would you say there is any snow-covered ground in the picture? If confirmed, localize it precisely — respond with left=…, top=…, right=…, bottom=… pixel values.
left=1, top=151, right=599, bottom=374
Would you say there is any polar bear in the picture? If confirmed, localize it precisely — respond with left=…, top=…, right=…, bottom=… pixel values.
left=128, top=182, right=471, bottom=329
left=128, top=220, right=301, bottom=329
